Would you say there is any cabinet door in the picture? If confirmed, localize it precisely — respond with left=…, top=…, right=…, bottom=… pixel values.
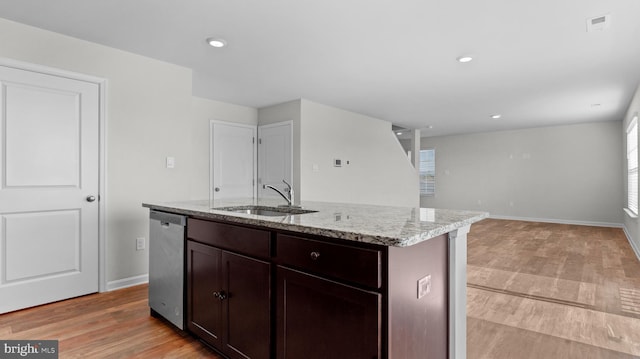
left=223, top=251, right=271, bottom=359
left=277, top=267, right=381, bottom=359
left=186, top=240, right=223, bottom=348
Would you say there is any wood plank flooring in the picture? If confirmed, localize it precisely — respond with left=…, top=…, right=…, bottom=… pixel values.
left=1, top=218, right=639, bottom=358
left=468, top=219, right=640, bottom=358
left=0, top=285, right=220, bottom=358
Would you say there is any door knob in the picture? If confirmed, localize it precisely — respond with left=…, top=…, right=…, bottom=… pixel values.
left=214, top=187, right=220, bottom=192
left=86, top=195, right=96, bottom=202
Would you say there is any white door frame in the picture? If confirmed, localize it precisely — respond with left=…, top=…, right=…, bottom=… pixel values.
left=209, top=120, right=258, bottom=200
left=0, top=57, right=108, bottom=292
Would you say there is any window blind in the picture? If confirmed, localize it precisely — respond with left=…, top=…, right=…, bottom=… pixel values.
left=419, top=149, right=435, bottom=196
left=627, top=117, right=638, bottom=215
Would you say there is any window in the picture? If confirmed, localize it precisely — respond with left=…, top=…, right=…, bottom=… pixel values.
left=627, top=115, right=638, bottom=215
left=419, top=149, right=435, bottom=196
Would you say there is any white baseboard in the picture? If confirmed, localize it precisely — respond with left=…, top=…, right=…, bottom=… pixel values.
left=623, top=226, right=640, bottom=262
left=106, top=274, right=149, bottom=292
left=489, top=214, right=623, bottom=228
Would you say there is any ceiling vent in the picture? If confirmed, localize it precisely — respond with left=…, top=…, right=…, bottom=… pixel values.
left=586, top=14, right=611, bottom=32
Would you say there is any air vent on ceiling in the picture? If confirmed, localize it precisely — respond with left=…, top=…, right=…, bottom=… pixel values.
left=586, top=14, right=611, bottom=32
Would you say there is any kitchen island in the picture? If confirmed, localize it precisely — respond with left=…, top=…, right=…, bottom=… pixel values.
left=143, top=199, right=488, bottom=359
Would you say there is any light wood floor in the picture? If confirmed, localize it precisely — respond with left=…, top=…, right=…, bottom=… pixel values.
left=1, top=219, right=639, bottom=358
left=467, top=219, right=640, bottom=359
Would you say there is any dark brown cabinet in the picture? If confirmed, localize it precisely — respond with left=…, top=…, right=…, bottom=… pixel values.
left=187, top=240, right=223, bottom=348
left=275, top=233, right=383, bottom=358
left=187, top=232, right=271, bottom=359
left=223, top=250, right=271, bottom=359
left=276, top=266, right=381, bottom=359
left=183, top=217, right=448, bottom=359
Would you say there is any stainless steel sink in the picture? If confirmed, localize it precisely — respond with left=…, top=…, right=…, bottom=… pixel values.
left=230, top=208, right=292, bottom=216
left=214, top=205, right=317, bottom=217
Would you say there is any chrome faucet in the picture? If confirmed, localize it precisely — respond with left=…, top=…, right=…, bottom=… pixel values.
left=264, top=179, right=295, bottom=207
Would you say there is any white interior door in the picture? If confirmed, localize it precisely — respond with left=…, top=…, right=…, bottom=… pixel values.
left=258, top=121, right=292, bottom=200
left=0, top=64, right=100, bottom=314
left=211, top=121, right=256, bottom=200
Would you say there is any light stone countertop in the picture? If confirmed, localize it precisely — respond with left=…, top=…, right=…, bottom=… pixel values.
left=142, top=199, right=488, bottom=247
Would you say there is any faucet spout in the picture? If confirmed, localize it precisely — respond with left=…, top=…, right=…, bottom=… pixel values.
left=263, top=179, right=295, bottom=206
left=263, top=184, right=292, bottom=206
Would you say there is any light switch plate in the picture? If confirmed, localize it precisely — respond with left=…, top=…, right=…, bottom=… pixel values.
left=418, top=275, right=431, bottom=299
left=166, top=156, right=175, bottom=169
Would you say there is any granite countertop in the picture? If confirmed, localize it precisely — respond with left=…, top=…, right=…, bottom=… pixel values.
left=142, top=199, right=488, bottom=247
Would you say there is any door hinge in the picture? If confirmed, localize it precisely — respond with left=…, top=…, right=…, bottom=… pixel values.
left=259, top=138, right=262, bottom=145
left=252, top=137, right=255, bottom=144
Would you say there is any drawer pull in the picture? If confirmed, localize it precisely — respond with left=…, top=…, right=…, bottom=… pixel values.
left=310, top=251, right=321, bottom=261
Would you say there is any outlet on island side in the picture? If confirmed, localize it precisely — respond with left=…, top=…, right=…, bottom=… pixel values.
left=417, top=275, right=431, bottom=299
left=136, top=237, right=145, bottom=251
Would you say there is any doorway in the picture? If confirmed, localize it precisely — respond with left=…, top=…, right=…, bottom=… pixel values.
left=258, top=121, right=293, bottom=201
left=0, top=59, right=105, bottom=313
left=210, top=121, right=257, bottom=201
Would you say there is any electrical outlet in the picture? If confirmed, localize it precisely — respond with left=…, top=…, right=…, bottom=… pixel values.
left=136, top=237, right=145, bottom=251
left=418, top=275, right=431, bottom=299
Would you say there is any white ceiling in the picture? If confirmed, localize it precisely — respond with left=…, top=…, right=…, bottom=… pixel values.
left=0, top=0, right=639, bottom=137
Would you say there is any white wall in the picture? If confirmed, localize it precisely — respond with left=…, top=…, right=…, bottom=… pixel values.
left=300, top=99, right=419, bottom=207
left=0, top=18, right=257, bottom=286
left=258, top=99, right=420, bottom=207
left=623, top=83, right=640, bottom=258
left=420, top=121, right=624, bottom=226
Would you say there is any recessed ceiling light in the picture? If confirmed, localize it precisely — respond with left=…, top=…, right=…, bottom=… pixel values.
left=396, top=132, right=403, bottom=135
left=427, top=125, right=434, bottom=129
left=206, top=38, right=227, bottom=48
left=457, top=56, right=473, bottom=63
left=491, top=114, right=502, bottom=119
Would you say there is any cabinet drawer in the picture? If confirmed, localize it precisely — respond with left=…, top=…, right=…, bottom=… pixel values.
left=187, top=218, right=270, bottom=258
left=277, top=234, right=381, bottom=289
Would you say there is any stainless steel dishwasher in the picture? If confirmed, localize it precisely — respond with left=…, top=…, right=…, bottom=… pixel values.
left=149, top=210, right=186, bottom=329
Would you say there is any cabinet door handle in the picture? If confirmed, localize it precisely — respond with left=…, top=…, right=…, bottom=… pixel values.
left=310, top=251, right=321, bottom=261
left=213, top=291, right=227, bottom=300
